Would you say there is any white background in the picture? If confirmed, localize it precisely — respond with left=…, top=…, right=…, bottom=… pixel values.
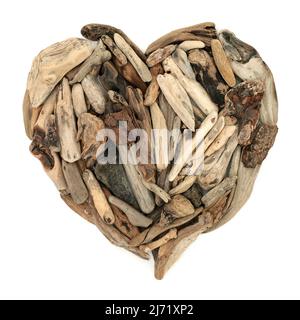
left=0, top=0, right=299, bottom=300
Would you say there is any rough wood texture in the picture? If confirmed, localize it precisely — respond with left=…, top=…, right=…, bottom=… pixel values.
left=27, top=38, right=96, bottom=108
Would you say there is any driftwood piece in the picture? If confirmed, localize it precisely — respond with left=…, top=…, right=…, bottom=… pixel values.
left=140, top=229, right=177, bottom=253
left=198, top=131, right=238, bottom=190
left=23, top=90, right=33, bottom=139
left=62, top=160, right=88, bottom=204
left=172, top=48, right=196, bottom=80
left=188, top=49, right=228, bottom=106
left=157, top=73, right=195, bottom=131
left=155, top=211, right=213, bottom=279
left=56, top=78, right=81, bottom=163
left=169, top=176, right=197, bottom=196
left=205, top=125, right=236, bottom=157
left=101, top=35, right=127, bottom=66
left=142, top=180, right=171, bottom=203
left=163, top=56, right=218, bottom=115
left=144, top=64, right=163, bottom=107
left=164, top=195, right=195, bottom=218
left=179, top=40, right=205, bottom=51
left=201, top=176, right=237, bottom=207
left=114, top=58, right=147, bottom=93
left=45, top=151, right=67, bottom=191
left=81, top=74, right=107, bottom=114
left=169, top=111, right=218, bottom=181
left=27, top=38, right=96, bottom=108
left=83, top=169, right=115, bottom=224
left=219, top=30, right=278, bottom=126
left=70, top=40, right=111, bottom=84
left=129, top=208, right=202, bottom=247
left=114, top=33, right=152, bottom=82
left=146, top=45, right=176, bottom=68
left=81, top=23, right=147, bottom=62
left=211, top=39, right=236, bottom=87
left=108, top=195, right=153, bottom=228
left=150, top=102, right=168, bottom=171
left=146, top=22, right=216, bottom=54
left=71, top=83, right=88, bottom=117
left=103, top=187, right=139, bottom=239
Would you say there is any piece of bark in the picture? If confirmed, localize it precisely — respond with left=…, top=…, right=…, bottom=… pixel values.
left=71, top=83, right=88, bottom=117
left=201, top=176, right=237, bottom=207
left=103, top=187, right=139, bottom=239
left=146, top=44, right=176, bottom=67
left=188, top=49, right=228, bottom=106
left=114, top=33, right=152, bottom=82
left=163, top=56, right=218, bottom=115
left=108, top=195, right=153, bottom=228
left=169, top=176, right=197, bottom=196
left=56, top=78, right=81, bottom=163
left=178, top=40, right=205, bottom=51
left=62, top=160, right=88, bottom=204
left=94, top=162, right=139, bottom=209
left=154, top=210, right=213, bottom=279
left=140, top=229, right=177, bottom=253
left=157, top=73, right=195, bottom=131
left=27, top=38, right=96, bottom=108
left=224, top=80, right=265, bottom=146
left=81, top=74, right=107, bottom=114
left=164, top=195, right=195, bottom=218
left=146, top=22, right=216, bottom=54
left=144, top=64, right=163, bottom=107
left=83, top=169, right=115, bottom=224
left=172, top=48, right=195, bottom=80
left=77, top=112, right=105, bottom=161
left=101, top=35, right=127, bottom=66
left=211, top=39, right=236, bottom=87
left=242, top=123, right=278, bottom=168
left=129, top=208, right=202, bottom=247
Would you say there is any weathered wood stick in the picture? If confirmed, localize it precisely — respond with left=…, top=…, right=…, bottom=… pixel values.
left=157, top=73, right=195, bottom=131
left=81, top=74, right=107, bottom=114
left=114, top=33, right=152, bottom=82
left=83, top=169, right=115, bottom=224
left=172, top=48, right=196, bottom=80
left=56, top=78, right=81, bottom=163
left=178, top=40, right=205, bottom=51
left=140, top=228, right=177, bottom=252
left=62, top=160, right=89, bottom=204
left=108, top=195, right=153, bottom=228
left=101, top=35, right=127, bottom=66
left=169, top=176, right=197, bottom=196
left=146, top=45, right=176, bottom=67
left=71, top=83, right=88, bottom=117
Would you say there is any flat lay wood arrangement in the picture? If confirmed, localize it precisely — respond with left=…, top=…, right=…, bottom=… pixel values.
left=23, top=22, right=278, bottom=279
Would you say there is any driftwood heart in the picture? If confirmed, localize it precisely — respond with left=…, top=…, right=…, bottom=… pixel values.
left=23, top=22, right=278, bottom=279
